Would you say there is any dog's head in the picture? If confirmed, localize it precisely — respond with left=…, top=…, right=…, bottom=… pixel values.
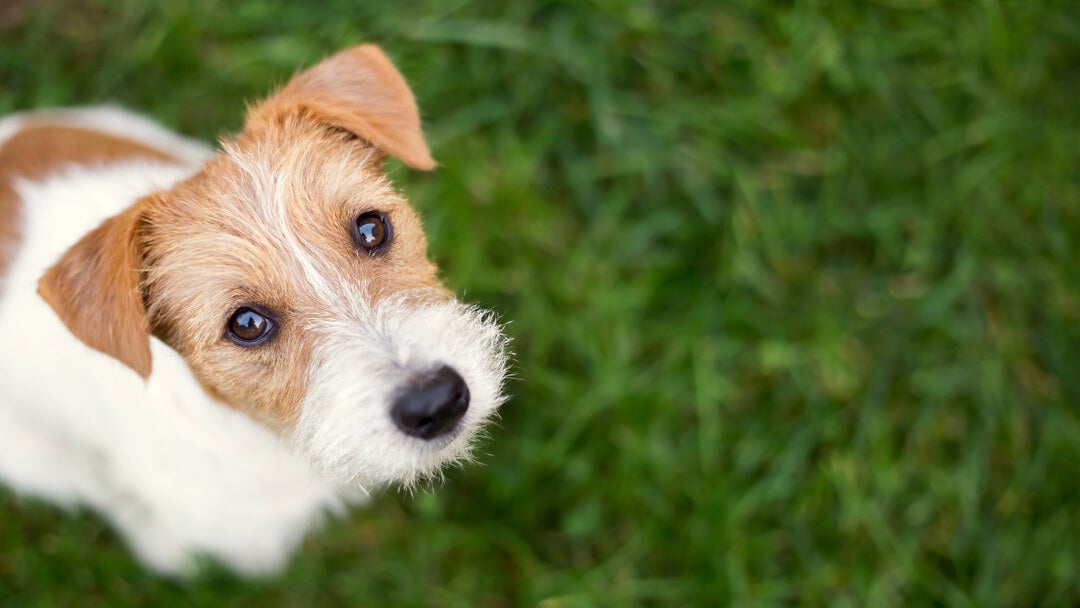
left=36, top=45, right=509, bottom=488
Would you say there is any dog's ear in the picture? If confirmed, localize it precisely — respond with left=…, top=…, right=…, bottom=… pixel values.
left=247, top=44, right=436, bottom=170
left=38, top=203, right=152, bottom=379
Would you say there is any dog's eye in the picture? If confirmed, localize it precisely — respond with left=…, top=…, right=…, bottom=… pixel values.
left=227, top=307, right=274, bottom=345
left=354, top=212, right=391, bottom=253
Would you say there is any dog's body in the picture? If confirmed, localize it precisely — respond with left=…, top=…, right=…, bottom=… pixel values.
left=0, top=47, right=507, bottom=575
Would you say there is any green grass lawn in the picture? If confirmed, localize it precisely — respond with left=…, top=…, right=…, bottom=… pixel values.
left=1, top=1, right=1078, bottom=606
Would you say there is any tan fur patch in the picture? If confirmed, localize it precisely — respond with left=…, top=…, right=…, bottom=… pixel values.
left=245, top=44, right=436, bottom=171
left=38, top=201, right=154, bottom=378
left=0, top=123, right=177, bottom=294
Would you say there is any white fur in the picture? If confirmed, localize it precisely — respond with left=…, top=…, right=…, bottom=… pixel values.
left=294, top=297, right=509, bottom=488
left=0, top=108, right=507, bottom=575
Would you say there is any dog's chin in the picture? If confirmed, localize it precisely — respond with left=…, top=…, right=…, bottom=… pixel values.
left=291, top=415, right=490, bottom=491
left=289, top=369, right=505, bottom=490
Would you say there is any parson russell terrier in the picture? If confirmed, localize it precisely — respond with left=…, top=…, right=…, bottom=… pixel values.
left=0, top=45, right=508, bottom=575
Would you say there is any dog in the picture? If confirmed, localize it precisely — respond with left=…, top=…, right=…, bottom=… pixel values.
left=0, top=45, right=508, bottom=575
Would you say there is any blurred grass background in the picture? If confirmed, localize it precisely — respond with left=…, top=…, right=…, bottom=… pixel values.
left=1, top=0, right=1078, bottom=606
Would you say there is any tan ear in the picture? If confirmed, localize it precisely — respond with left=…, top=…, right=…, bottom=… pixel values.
left=246, top=44, right=436, bottom=170
left=38, top=204, right=152, bottom=379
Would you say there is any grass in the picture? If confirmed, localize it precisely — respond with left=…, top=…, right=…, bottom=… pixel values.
left=1, top=0, right=1078, bottom=606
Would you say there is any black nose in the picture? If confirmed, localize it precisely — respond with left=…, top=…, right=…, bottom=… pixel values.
left=391, top=366, right=470, bottom=440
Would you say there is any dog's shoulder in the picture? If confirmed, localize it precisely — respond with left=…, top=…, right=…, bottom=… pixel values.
left=0, top=107, right=212, bottom=291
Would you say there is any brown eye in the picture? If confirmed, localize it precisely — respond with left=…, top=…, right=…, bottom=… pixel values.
left=227, top=307, right=273, bottom=345
left=354, top=212, right=390, bottom=253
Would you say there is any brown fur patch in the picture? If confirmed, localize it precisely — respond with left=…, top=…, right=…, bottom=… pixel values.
left=38, top=201, right=154, bottom=378
left=245, top=45, right=436, bottom=171
left=0, top=122, right=178, bottom=295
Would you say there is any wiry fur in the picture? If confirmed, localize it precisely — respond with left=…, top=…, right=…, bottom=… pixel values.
left=295, top=296, right=509, bottom=489
left=0, top=45, right=509, bottom=575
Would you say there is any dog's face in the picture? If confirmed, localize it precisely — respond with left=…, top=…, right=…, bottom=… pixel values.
left=36, top=46, right=508, bottom=488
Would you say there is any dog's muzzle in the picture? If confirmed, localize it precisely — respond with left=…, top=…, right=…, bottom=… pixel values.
left=391, top=366, right=470, bottom=440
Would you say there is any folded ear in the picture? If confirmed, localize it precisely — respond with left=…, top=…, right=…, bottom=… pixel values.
left=38, top=203, right=152, bottom=379
left=246, top=44, right=436, bottom=171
